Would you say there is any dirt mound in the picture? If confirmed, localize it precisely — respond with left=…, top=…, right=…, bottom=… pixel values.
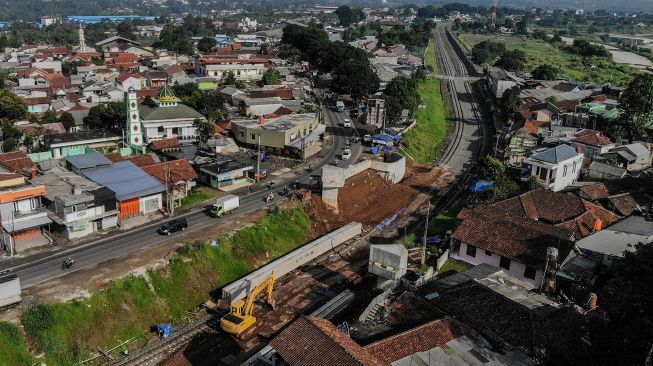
left=306, top=169, right=422, bottom=234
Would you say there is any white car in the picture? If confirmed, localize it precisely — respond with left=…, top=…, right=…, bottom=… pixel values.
left=341, top=149, right=352, bottom=160
left=343, top=119, right=352, bottom=128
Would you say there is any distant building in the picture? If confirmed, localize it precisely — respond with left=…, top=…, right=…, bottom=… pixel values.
left=44, top=130, right=122, bottom=159
left=194, top=54, right=267, bottom=81
left=95, top=36, right=142, bottom=52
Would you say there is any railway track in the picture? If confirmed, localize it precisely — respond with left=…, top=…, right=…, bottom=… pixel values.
left=432, top=24, right=489, bottom=210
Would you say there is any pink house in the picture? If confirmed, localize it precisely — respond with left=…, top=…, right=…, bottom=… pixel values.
left=450, top=206, right=574, bottom=287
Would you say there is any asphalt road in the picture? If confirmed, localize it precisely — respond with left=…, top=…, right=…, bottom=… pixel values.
left=9, top=107, right=361, bottom=289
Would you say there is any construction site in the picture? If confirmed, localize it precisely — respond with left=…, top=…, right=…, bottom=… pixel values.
left=145, top=161, right=458, bottom=366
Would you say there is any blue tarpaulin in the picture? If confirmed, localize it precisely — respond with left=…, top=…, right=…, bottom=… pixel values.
left=157, top=324, right=174, bottom=338
left=469, top=180, right=494, bottom=192
left=425, top=235, right=443, bottom=244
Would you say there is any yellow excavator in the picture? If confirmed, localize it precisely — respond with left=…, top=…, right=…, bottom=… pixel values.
left=220, top=273, right=276, bottom=335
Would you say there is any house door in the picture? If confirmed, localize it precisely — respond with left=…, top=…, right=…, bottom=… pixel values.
left=539, top=167, right=548, bottom=180
left=172, top=127, right=179, bottom=135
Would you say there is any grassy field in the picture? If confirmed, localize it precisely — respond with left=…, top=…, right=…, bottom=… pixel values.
left=0, top=322, right=33, bottom=366
left=403, top=77, right=448, bottom=163
left=458, top=33, right=640, bottom=86
left=424, top=38, right=438, bottom=73
left=20, top=205, right=312, bottom=365
left=177, top=187, right=220, bottom=212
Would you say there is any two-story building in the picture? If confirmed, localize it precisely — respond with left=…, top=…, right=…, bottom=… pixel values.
left=231, top=113, right=325, bottom=159
left=0, top=179, right=52, bottom=254
left=194, top=54, right=267, bottom=81
left=569, top=130, right=615, bottom=159
left=31, top=166, right=118, bottom=239
left=521, top=144, right=583, bottom=192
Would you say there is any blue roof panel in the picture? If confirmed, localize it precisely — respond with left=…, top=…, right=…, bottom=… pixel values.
left=82, top=161, right=165, bottom=201
left=65, top=151, right=112, bottom=170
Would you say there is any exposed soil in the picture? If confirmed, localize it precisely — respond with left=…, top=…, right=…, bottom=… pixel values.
left=305, top=163, right=453, bottom=235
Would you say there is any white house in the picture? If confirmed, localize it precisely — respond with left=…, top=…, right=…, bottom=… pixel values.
left=116, top=72, right=143, bottom=91
left=521, top=144, right=583, bottom=192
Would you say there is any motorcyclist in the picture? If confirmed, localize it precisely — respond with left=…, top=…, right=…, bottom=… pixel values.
left=63, top=257, right=75, bottom=269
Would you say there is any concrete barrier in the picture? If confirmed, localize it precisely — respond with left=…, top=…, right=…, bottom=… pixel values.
left=437, top=249, right=450, bottom=271
left=221, top=222, right=362, bottom=302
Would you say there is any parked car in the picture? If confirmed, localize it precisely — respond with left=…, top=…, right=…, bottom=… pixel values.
left=158, top=218, right=188, bottom=235
left=342, top=149, right=352, bottom=160
left=343, top=119, right=352, bottom=128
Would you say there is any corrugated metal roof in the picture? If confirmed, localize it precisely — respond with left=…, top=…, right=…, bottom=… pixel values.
left=530, top=144, right=579, bottom=164
left=82, top=161, right=165, bottom=201
left=65, top=151, right=112, bottom=170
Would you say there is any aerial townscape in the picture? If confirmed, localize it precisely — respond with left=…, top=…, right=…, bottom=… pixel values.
left=0, top=0, right=653, bottom=365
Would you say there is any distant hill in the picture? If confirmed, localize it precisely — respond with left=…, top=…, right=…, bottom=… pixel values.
left=388, top=0, right=653, bottom=12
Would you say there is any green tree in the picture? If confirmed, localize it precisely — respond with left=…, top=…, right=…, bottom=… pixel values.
left=588, top=244, right=653, bottom=366
left=235, top=80, right=246, bottom=89
left=384, top=75, right=419, bottom=123
left=331, top=60, right=380, bottom=96
left=335, top=6, right=365, bottom=27
left=222, top=71, right=236, bottom=85
left=42, top=109, right=58, bottom=124
left=58, top=111, right=75, bottom=131
left=0, top=89, right=26, bottom=120
left=495, top=49, right=526, bottom=72
left=2, top=137, right=16, bottom=152
left=156, top=25, right=192, bottom=55
left=471, top=40, right=506, bottom=65
left=479, top=155, right=506, bottom=180
left=532, top=64, right=557, bottom=80
left=197, top=92, right=227, bottom=122
left=261, top=69, right=280, bottom=85
left=499, top=86, right=522, bottom=113
left=550, top=33, right=563, bottom=43
left=193, top=118, right=215, bottom=144
left=116, top=20, right=135, bottom=40
left=197, top=37, right=216, bottom=53
left=516, top=20, right=528, bottom=35
left=619, top=74, right=653, bottom=141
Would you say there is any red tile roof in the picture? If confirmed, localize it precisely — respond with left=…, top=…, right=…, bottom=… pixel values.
left=491, top=189, right=586, bottom=224
left=116, top=72, right=141, bottom=82
left=125, top=154, right=157, bottom=167
left=141, top=160, right=197, bottom=185
left=15, top=122, right=65, bottom=136
left=69, top=103, right=90, bottom=111
left=0, top=152, right=35, bottom=176
left=454, top=206, right=574, bottom=269
left=556, top=199, right=621, bottom=238
left=524, top=120, right=551, bottom=135
left=164, top=64, right=185, bottom=75
left=579, top=183, right=610, bottom=201
left=104, top=152, right=125, bottom=163
left=364, top=319, right=465, bottom=364
left=270, top=316, right=384, bottom=366
left=573, top=132, right=613, bottom=146
left=149, top=138, right=180, bottom=150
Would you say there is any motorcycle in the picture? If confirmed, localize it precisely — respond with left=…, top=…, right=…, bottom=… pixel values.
left=62, top=258, right=75, bottom=270
left=264, top=193, right=274, bottom=203
left=281, top=186, right=290, bottom=196
left=267, top=181, right=276, bottom=190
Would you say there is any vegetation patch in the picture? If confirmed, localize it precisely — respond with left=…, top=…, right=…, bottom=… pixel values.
left=20, top=205, right=312, bottom=365
left=458, top=33, right=640, bottom=86
left=402, top=77, right=448, bottom=163
left=0, top=322, right=33, bottom=366
left=177, top=187, right=219, bottom=212
left=437, top=258, right=473, bottom=275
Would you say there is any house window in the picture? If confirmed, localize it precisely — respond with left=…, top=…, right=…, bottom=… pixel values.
left=524, top=266, right=536, bottom=280
left=466, top=244, right=477, bottom=257
left=250, top=133, right=256, bottom=140
left=499, top=256, right=511, bottom=270
left=485, top=250, right=492, bottom=256
left=158, top=126, right=164, bottom=133
left=563, top=165, right=568, bottom=177
left=240, top=131, right=244, bottom=138
left=572, top=162, right=577, bottom=173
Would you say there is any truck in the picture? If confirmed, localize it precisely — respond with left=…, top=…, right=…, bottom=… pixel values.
left=0, top=270, right=21, bottom=308
left=208, top=195, right=240, bottom=218
left=336, top=100, right=345, bottom=113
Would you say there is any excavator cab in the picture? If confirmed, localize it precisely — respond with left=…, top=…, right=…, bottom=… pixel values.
left=220, top=273, right=276, bottom=335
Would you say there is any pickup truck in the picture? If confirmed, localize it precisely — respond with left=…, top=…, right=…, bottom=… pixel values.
left=208, top=195, right=240, bottom=218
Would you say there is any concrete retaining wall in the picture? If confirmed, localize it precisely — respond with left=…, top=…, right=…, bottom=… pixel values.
left=311, top=289, right=355, bottom=320
left=437, top=249, right=450, bottom=271
left=221, top=222, right=362, bottom=302
left=321, top=154, right=406, bottom=209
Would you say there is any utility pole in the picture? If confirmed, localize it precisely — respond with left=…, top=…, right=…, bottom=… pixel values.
left=256, top=134, right=261, bottom=182
left=421, top=201, right=430, bottom=266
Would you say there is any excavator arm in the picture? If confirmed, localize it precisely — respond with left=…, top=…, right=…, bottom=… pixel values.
left=242, top=272, right=276, bottom=317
